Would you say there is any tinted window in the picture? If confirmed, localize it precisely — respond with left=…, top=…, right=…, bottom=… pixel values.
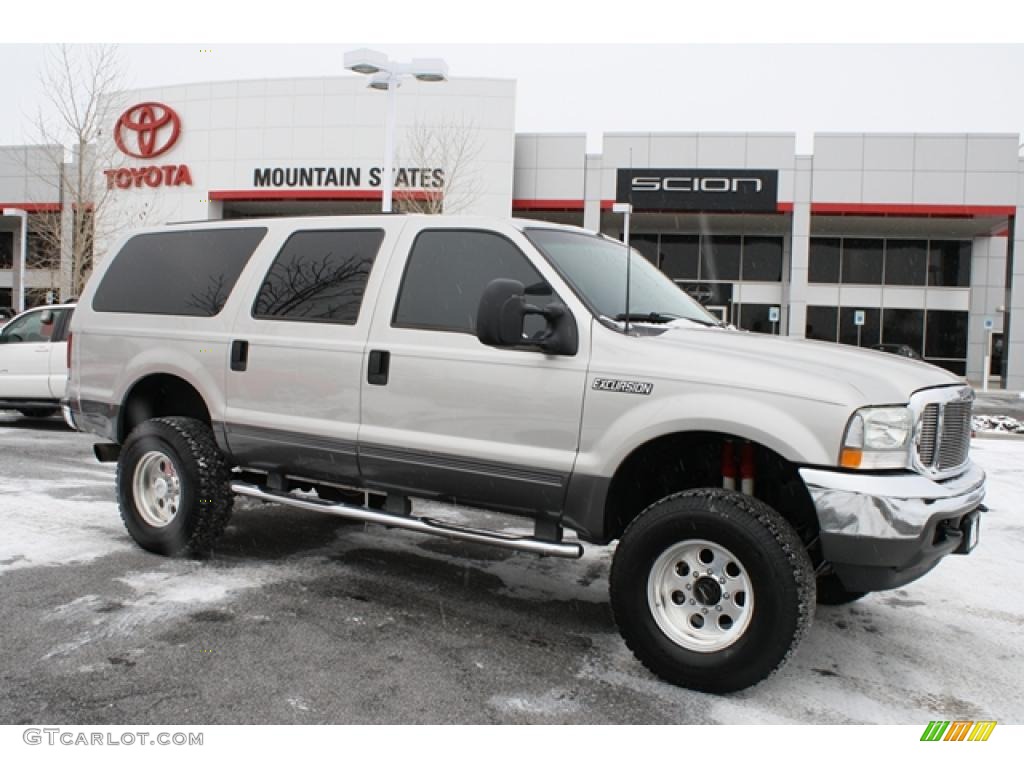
left=839, top=307, right=881, bottom=347
left=253, top=230, right=383, bottom=324
left=841, top=239, right=883, bottom=284
left=660, top=235, right=699, bottom=279
left=93, top=228, right=267, bottom=316
left=882, top=308, right=924, bottom=354
left=806, top=305, right=838, bottom=341
left=808, top=238, right=840, bottom=283
left=928, top=240, right=971, bottom=287
left=0, top=231, right=12, bottom=269
left=394, top=230, right=552, bottom=334
left=742, top=237, right=783, bottom=282
left=736, top=303, right=778, bottom=333
left=884, top=240, right=927, bottom=286
left=700, top=236, right=740, bottom=281
left=925, top=310, right=968, bottom=359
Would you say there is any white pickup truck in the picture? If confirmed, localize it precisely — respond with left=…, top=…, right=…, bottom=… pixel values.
left=0, top=303, right=74, bottom=418
left=64, top=216, right=985, bottom=692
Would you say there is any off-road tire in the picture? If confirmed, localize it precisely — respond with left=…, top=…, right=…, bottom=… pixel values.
left=610, top=488, right=816, bottom=693
left=117, top=417, right=233, bottom=556
left=815, top=573, right=868, bottom=605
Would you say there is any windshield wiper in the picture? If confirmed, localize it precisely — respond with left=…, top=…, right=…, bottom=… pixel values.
left=613, top=312, right=681, bottom=324
left=671, top=316, right=723, bottom=328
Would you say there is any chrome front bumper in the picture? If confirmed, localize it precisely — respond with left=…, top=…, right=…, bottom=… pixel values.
left=798, top=462, right=986, bottom=591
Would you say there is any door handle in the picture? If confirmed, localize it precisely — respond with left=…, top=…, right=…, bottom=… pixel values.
left=367, top=349, right=390, bottom=386
left=230, top=340, right=249, bottom=372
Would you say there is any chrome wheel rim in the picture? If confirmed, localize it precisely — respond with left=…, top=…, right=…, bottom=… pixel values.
left=646, top=539, right=754, bottom=653
left=133, top=450, right=182, bottom=528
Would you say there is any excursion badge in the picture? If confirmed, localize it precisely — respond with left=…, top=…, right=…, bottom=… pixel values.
left=592, top=378, right=654, bottom=395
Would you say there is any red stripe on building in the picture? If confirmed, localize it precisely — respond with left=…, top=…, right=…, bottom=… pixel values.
left=512, top=199, right=587, bottom=211
left=208, top=189, right=439, bottom=202
left=0, top=202, right=62, bottom=213
left=810, top=202, right=1015, bottom=217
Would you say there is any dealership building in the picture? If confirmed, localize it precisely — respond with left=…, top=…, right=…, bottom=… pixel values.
left=2, top=75, right=1023, bottom=388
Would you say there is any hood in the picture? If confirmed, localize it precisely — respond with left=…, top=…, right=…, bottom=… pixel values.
left=630, top=323, right=960, bottom=407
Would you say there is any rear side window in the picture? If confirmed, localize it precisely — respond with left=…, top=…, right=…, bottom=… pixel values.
left=92, top=228, right=267, bottom=316
left=252, top=229, right=384, bottom=324
left=393, top=230, right=552, bottom=334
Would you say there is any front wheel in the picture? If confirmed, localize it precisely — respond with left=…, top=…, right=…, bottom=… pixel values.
left=610, top=489, right=815, bottom=693
left=117, top=417, right=233, bottom=556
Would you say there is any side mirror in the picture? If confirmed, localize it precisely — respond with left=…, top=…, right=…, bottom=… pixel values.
left=476, top=278, right=578, bottom=356
left=40, top=310, right=55, bottom=325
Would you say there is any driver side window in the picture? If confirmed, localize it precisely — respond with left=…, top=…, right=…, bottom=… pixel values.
left=1, top=311, right=45, bottom=343
left=392, top=229, right=560, bottom=337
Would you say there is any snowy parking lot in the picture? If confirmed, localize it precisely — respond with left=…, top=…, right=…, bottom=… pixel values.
left=0, top=412, right=1021, bottom=724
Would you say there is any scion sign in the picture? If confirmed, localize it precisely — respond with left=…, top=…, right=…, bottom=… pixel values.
left=616, top=168, right=779, bottom=212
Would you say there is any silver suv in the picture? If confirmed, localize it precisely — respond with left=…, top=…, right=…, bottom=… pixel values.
left=65, top=215, right=986, bottom=692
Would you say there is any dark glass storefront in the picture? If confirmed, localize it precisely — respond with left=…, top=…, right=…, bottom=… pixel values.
left=809, top=237, right=971, bottom=287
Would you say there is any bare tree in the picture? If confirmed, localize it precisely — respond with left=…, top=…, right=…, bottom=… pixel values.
left=27, top=44, right=148, bottom=300
left=396, top=118, right=483, bottom=215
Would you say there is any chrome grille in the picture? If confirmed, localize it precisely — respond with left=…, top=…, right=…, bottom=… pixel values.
left=938, top=401, right=972, bottom=470
left=918, top=404, right=939, bottom=466
left=915, top=391, right=972, bottom=475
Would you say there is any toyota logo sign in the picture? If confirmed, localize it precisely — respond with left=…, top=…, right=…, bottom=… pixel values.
left=114, top=102, right=181, bottom=159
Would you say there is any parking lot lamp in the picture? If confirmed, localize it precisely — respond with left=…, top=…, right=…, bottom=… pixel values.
left=344, top=48, right=448, bottom=213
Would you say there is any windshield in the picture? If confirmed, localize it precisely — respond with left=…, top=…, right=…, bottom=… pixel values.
left=525, top=228, right=721, bottom=327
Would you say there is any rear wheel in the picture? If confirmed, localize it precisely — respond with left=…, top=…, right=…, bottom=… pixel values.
left=610, top=488, right=815, bottom=693
left=117, top=417, right=233, bottom=556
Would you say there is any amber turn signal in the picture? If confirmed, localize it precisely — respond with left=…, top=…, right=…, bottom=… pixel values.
left=840, top=448, right=863, bottom=468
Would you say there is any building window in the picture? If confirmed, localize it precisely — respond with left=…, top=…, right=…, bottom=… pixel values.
left=0, top=231, right=12, bottom=269
left=700, top=235, right=741, bottom=282
left=253, top=229, right=384, bottom=325
left=659, top=235, right=699, bottom=280
left=839, top=307, right=881, bottom=348
left=841, top=238, right=884, bottom=285
left=809, top=238, right=841, bottom=283
left=882, top=308, right=925, bottom=355
left=925, top=310, right=968, bottom=362
left=736, top=303, right=780, bottom=334
left=928, top=240, right=971, bottom=287
left=741, top=237, right=784, bottom=282
left=884, top=239, right=927, bottom=286
left=806, top=305, right=839, bottom=342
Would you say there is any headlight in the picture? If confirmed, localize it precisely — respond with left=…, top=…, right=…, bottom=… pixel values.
left=840, top=406, right=913, bottom=469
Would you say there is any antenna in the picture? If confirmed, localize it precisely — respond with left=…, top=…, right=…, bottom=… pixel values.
left=612, top=201, right=633, bottom=334
left=612, top=148, right=634, bottom=334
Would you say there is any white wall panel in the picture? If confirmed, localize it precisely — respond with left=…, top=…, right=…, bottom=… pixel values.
left=696, top=134, right=747, bottom=167
left=813, top=135, right=863, bottom=170
left=811, top=170, right=862, bottom=202
left=912, top=172, right=965, bottom=205
left=914, top=135, right=967, bottom=172
left=863, top=135, right=915, bottom=171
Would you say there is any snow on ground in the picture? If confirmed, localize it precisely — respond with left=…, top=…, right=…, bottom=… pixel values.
left=0, top=470, right=130, bottom=573
left=1, top=428, right=1022, bottom=722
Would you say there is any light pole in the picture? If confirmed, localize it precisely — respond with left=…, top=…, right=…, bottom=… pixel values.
left=2, top=208, right=28, bottom=313
left=344, top=48, right=448, bottom=213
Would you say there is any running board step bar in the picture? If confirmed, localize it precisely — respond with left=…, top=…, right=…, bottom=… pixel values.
left=231, top=481, right=583, bottom=559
